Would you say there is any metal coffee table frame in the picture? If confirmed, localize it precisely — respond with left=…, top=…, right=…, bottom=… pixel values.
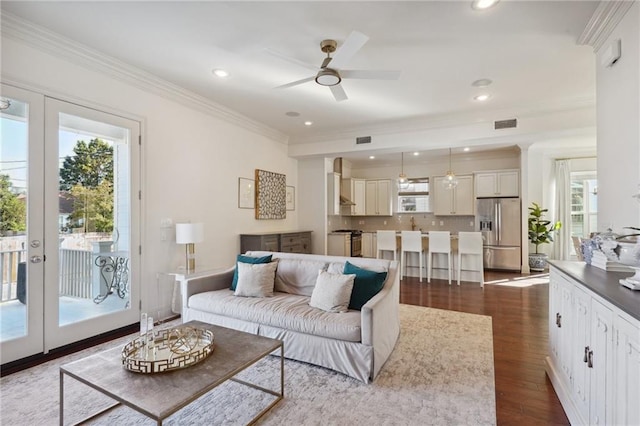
left=59, top=321, right=284, bottom=425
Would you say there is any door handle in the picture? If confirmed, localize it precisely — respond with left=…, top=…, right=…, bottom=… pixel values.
left=30, top=255, right=43, bottom=264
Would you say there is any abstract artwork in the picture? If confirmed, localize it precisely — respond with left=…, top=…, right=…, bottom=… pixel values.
left=255, top=169, right=286, bottom=220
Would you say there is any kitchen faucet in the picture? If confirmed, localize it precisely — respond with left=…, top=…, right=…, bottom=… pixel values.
left=410, top=216, right=416, bottom=231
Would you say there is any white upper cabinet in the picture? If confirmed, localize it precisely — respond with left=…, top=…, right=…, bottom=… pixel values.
left=432, top=174, right=474, bottom=216
left=327, top=172, right=340, bottom=215
left=365, top=179, right=392, bottom=216
left=342, top=178, right=366, bottom=216
left=475, top=170, right=519, bottom=197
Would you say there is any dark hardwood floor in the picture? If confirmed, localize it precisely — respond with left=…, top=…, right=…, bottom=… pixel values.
left=400, top=271, right=570, bottom=426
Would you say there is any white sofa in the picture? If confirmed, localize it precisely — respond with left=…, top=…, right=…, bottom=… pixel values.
left=181, top=251, right=400, bottom=383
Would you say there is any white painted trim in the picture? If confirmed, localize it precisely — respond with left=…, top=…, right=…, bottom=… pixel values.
left=578, top=0, right=635, bottom=52
left=1, top=12, right=289, bottom=145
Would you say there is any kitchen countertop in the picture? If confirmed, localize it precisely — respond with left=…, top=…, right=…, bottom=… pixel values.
left=549, top=260, right=640, bottom=322
left=240, top=230, right=313, bottom=236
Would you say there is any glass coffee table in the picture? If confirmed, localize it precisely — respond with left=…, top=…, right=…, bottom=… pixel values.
left=60, top=321, right=284, bottom=425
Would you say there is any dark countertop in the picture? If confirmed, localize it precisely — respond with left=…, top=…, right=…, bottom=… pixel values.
left=549, top=260, right=640, bottom=322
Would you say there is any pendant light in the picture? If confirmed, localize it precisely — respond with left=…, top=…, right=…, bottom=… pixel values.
left=397, top=152, right=409, bottom=190
left=443, top=148, right=458, bottom=190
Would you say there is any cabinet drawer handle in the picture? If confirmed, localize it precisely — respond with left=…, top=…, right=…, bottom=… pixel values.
left=556, top=313, right=562, bottom=328
left=583, top=346, right=589, bottom=363
left=587, top=349, right=594, bottom=368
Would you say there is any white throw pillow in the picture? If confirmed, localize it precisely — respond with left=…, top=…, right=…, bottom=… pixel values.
left=234, top=261, right=278, bottom=298
left=309, top=270, right=356, bottom=313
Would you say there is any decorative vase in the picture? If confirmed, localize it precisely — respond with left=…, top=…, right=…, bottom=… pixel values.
left=529, top=253, right=548, bottom=272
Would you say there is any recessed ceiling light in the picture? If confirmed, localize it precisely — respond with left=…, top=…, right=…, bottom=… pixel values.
left=463, top=147, right=470, bottom=152
left=285, top=111, right=300, bottom=117
left=471, top=0, right=499, bottom=10
left=472, top=78, right=493, bottom=87
left=212, top=69, right=229, bottom=78
left=369, top=155, right=376, bottom=160
left=304, top=121, right=313, bottom=126
left=474, top=94, right=491, bottom=102
left=413, top=152, right=419, bottom=156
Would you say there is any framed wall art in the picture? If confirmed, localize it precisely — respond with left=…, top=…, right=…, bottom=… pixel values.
left=238, top=178, right=255, bottom=209
left=255, top=169, right=286, bottom=220
left=286, top=186, right=295, bottom=211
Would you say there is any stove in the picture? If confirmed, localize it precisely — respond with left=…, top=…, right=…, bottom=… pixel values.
left=333, top=230, right=362, bottom=257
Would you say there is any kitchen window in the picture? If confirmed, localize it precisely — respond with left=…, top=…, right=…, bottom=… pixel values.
left=397, top=178, right=430, bottom=213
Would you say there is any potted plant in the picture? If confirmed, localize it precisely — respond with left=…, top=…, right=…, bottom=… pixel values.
left=528, top=202, right=562, bottom=272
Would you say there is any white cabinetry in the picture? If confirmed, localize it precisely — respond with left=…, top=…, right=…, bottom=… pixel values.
left=547, top=265, right=637, bottom=425
left=362, top=232, right=377, bottom=258
left=432, top=174, right=474, bottom=216
left=327, top=173, right=340, bottom=215
left=365, top=180, right=392, bottom=216
left=342, top=178, right=366, bottom=216
left=475, top=170, right=519, bottom=197
left=613, top=315, right=640, bottom=425
left=327, top=233, right=350, bottom=256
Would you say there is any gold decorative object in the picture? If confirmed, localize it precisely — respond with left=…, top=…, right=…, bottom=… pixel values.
left=122, top=326, right=214, bottom=374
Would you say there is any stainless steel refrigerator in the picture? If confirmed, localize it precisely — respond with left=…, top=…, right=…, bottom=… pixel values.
left=476, top=198, right=521, bottom=271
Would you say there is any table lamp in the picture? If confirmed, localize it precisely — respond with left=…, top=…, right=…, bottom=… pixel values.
left=176, top=223, right=204, bottom=272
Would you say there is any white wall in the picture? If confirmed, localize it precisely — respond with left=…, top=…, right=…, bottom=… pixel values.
left=596, top=2, right=640, bottom=231
left=2, top=36, right=298, bottom=318
left=297, top=157, right=329, bottom=254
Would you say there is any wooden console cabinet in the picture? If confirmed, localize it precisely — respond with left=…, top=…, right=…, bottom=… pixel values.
left=240, top=231, right=312, bottom=254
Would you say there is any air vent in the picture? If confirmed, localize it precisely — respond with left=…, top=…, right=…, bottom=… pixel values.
left=356, top=136, right=372, bottom=144
left=494, top=119, right=517, bottom=130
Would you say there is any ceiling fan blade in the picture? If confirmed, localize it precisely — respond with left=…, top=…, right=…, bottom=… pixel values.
left=330, top=84, right=348, bottom=102
left=329, top=31, right=369, bottom=69
left=275, top=76, right=315, bottom=89
left=263, top=47, right=320, bottom=72
left=341, top=70, right=402, bottom=80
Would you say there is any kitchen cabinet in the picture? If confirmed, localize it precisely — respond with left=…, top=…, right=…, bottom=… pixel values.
left=362, top=232, right=377, bottom=258
left=327, top=172, right=341, bottom=215
left=547, top=263, right=640, bottom=426
left=613, top=315, right=640, bottom=425
left=240, top=231, right=312, bottom=254
left=365, top=180, right=392, bottom=216
left=475, top=170, right=519, bottom=197
left=327, top=233, right=351, bottom=257
left=342, top=178, right=366, bottom=216
left=432, top=174, right=474, bottom=216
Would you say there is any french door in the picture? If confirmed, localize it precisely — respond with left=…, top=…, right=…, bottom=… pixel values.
left=0, top=84, right=141, bottom=364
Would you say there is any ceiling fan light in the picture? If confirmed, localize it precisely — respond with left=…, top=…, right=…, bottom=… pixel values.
left=315, top=68, right=341, bottom=86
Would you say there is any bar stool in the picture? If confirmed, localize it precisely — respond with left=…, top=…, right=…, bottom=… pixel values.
left=401, top=231, right=425, bottom=282
left=376, top=231, right=398, bottom=267
left=457, top=231, right=484, bottom=287
left=427, top=231, right=452, bottom=284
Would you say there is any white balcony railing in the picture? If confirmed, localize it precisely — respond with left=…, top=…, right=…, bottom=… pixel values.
left=0, top=248, right=97, bottom=302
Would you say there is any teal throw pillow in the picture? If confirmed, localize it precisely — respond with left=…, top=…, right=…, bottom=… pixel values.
left=231, top=254, right=273, bottom=290
left=344, top=261, right=388, bottom=310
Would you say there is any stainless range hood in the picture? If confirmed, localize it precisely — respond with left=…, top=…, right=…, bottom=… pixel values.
left=333, top=158, right=356, bottom=206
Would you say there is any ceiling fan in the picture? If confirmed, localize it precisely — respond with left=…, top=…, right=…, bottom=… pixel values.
left=271, top=31, right=401, bottom=102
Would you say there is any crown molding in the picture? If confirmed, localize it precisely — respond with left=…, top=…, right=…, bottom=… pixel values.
left=289, top=96, right=595, bottom=146
left=1, top=12, right=289, bottom=144
left=578, top=1, right=635, bottom=52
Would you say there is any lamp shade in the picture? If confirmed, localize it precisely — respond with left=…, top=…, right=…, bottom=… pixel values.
left=176, top=223, right=204, bottom=244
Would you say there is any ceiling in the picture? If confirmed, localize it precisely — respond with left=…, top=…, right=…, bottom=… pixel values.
left=1, top=1, right=599, bottom=167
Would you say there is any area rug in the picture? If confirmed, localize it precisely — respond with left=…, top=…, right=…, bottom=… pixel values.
left=0, top=304, right=496, bottom=425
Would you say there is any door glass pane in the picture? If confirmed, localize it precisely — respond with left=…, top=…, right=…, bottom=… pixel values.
left=57, top=113, right=131, bottom=326
left=0, top=98, right=28, bottom=342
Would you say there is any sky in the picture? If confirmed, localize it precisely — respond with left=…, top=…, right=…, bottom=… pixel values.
left=1, top=115, right=97, bottom=193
